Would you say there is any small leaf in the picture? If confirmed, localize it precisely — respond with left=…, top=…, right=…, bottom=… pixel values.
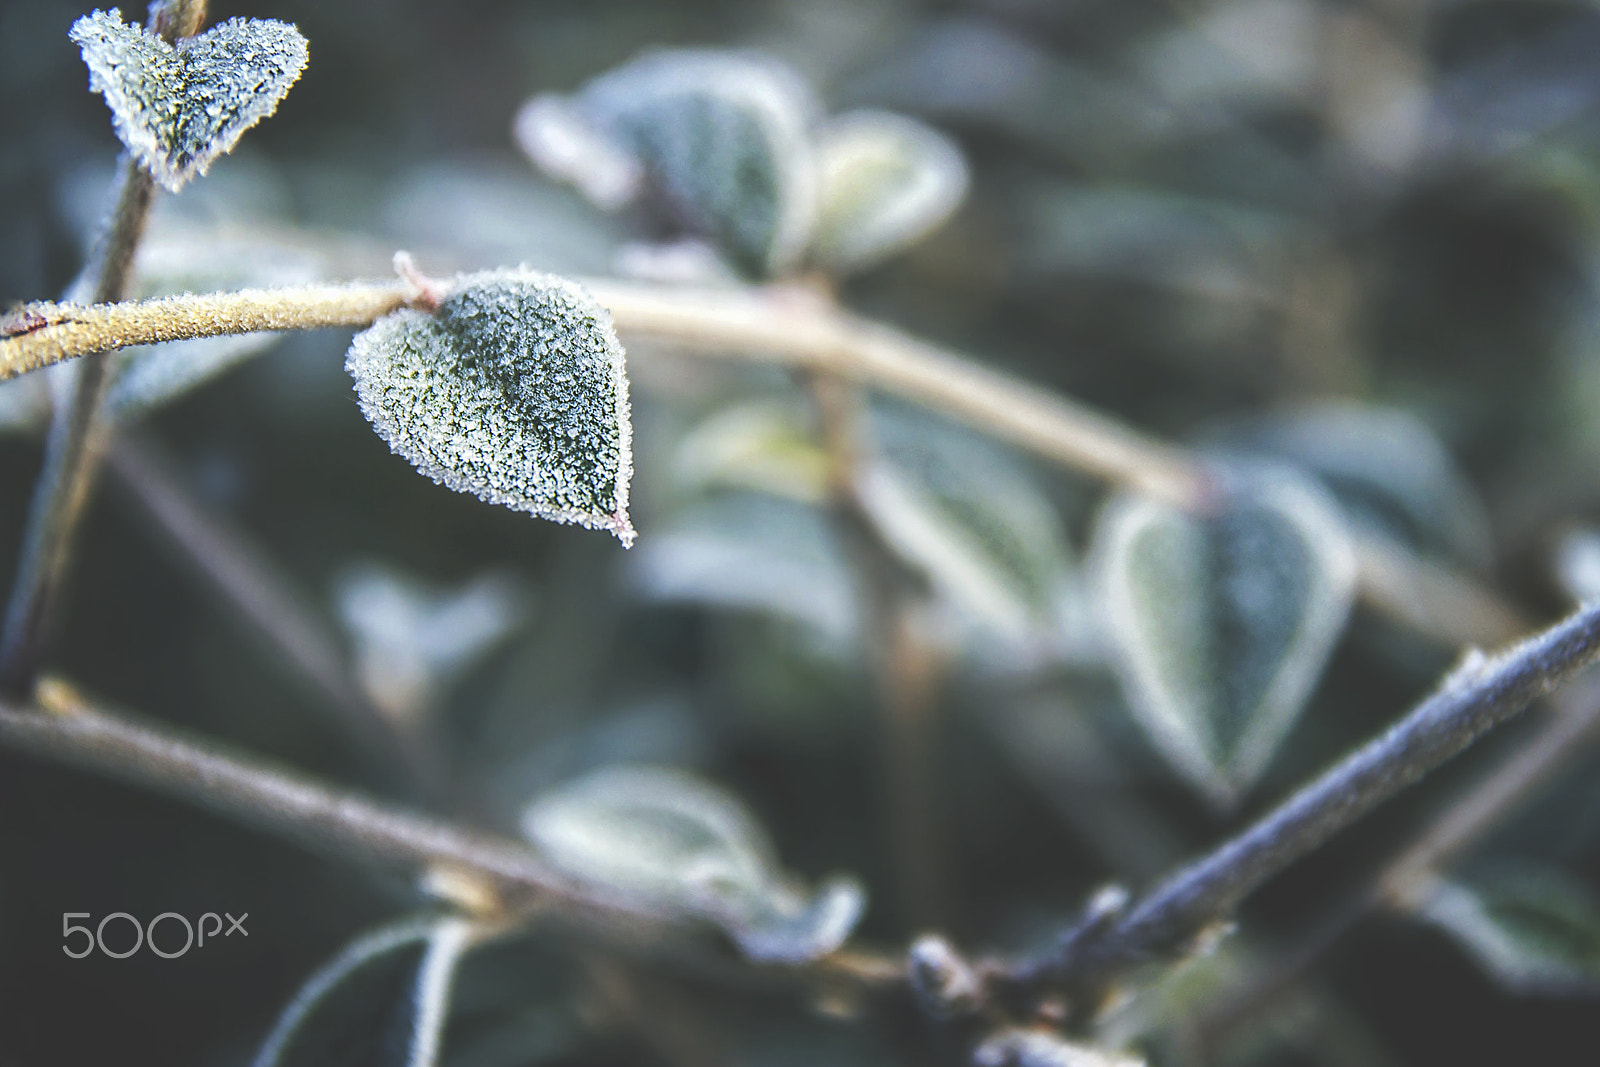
left=1212, top=402, right=1493, bottom=566
left=333, top=563, right=529, bottom=723
left=71, top=9, right=309, bottom=193
left=521, top=764, right=866, bottom=963
left=1092, top=466, right=1356, bottom=805
left=631, top=494, right=857, bottom=646
left=253, top=915, right=483, bottom=1067
left=811, top=110, right=969, bottom=274
left=859, top=408, right=1073, bottom=645
left=974, top=1028, right=1146, bottom=1067
left=521, top=50, right=819, bottom=277
left=346, top=268, right=634, bottom=545
left=672, top=398, right=830, bottom=504
left=1418, top=863, right=1600, bottom=995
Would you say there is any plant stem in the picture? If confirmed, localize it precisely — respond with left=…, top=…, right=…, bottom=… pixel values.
left=0, top=0, right=208, bottom=697
left=106, top=433, right=446, bottom=801
left=1197, top=671, right=1600, bottom=1047
left=1002, top=600, right=1600, bottom=995
left=0, top=278, right=1527, bottom=648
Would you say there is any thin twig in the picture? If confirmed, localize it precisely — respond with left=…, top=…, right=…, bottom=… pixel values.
left=106, top=432, right=447, bottom=801
left=0, top=0, right=207, bottom=697
left=0, top=278, right=1527, bottom=647
left=1197, top=671, right=1600, bottom=1046
left=1000, top=600, right=1600, bottom=999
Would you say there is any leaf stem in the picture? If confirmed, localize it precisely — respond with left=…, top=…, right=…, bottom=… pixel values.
left=0, top=277, right=1526, bottom=648
left=1000, top=600, right=1600, bottom=996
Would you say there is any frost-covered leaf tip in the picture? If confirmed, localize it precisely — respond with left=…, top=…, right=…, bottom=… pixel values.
left=347, top=269, right=634, bottom=545
left=71, top=9, right=308, bottom=193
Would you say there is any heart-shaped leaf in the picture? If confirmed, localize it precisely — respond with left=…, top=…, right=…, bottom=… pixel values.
left=521, top=764, right=866, bottom=963
left=72, top=9, right=309, bottom=193
left=346, top=269, right=634, bottom=545
left=253, top=916, right=484, bottom=1067
left=520, top=50, right=819, bottom=278
left=1092, top=466, right=1356, bottom=805
left=811, top=110, right=970, bottom=275
left=1417, top=863, right=1600, bottom=995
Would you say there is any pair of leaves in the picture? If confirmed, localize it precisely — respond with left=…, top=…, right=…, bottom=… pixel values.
left=72, top=9, right=308, bottom=192
left=521, top=764, right=865, bottom=964
left=1093, top=466, right=1356, bottom=806
left=253, top=916, right=483, bottom=1067
left=516, top=49, right=968, bottom=278
left=347, top=268, right=635, bottom=545
left=1417, top=863, right=1600, bottom=996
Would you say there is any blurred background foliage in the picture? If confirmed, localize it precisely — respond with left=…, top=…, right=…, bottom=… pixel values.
left=7, top=0, right=1600, bottom=1064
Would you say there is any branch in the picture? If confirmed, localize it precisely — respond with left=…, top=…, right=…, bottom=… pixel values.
left=0, top=685, right=905, bottom=991
left=1001, top=600, right=1600, bottom=996
left=0, top=278, right=1527, bottom=647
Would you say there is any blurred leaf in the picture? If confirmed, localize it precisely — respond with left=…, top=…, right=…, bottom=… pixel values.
left=673, top=397, right=829, bottom=504
left=811, top=110, right=969, bottom=275
left=333, top=563, right=529, bottom=724
left=630, top=494, right=857, bottom=646
left=973, top=1027, right=1145, bottom=1067
left=346, top=269, right=634, bottom=545
left=1418, top=863, right=1600, bottom=995
left=71, top=10, right=309, bottom=193
left=1556, top=527, right=1600, bottom=605
left=1212, top=402, right=1493, bottom=566
left=1092, top=466, right=1356, bottom=805
left=860, top=408, right=1072, bottom=646
left=253, top=915, right=483, bottom=1067
left=521, top=765, right=865, bottom=963
left=520, top=49, right=820, bottom=277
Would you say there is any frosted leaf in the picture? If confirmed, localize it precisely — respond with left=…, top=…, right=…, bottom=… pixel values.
left=333, top=563, right=529, bottom=724
left=71, top=10, right=309, bottom=193
left=522, top=765, right=866, bottom=963
left=346, top=269, right=634, bottom=546
left=526, top=49, right=820, bottom=277
left=1418, top=863, right=1600, bottom=995
left=812, top=110, right=970, bottom=274
left=1212, top=402, right=1493, bottom=566
left=253, top=915, right=484, bottom=1067
left=859, top=408, right=1072, bottom=646
left=1092, top=465, right=1355, bottom=806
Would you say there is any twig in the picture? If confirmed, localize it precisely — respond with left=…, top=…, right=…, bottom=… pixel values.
left=998, top=600, right=1600, bottom=1001
left=0, top=0, right=207, bottom=697
left=106, top=432, right=447, bottom=801
left=1196, top=668, right=1600, bottom=1046
left=0, top=278, right=1527, bottom=647
left=0, top=684, right=905, bottom=991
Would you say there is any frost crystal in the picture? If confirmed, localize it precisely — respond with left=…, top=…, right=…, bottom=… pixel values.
left=347, top=269, right=634, bottom=545
left=71, top=9, right=309, bottom=193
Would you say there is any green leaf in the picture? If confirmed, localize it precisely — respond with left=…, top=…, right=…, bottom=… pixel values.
left=1212, top=402, right=1492, bottom=566
left=346, top=269, right=634, bottom=545
left=521, top=764, right=865, bottom=963
left=253, top=916, right=483, bottom=1067
left=672, top=397, right=830, bottom=504
left=519, top=50, right=819, bottom=277
left=860, top=408, right=1073, bottom=646
left=974, top=1027, right=1146, bottom=1067
left=1418, top=864, right=1600, bottom=995
left=811, top=110, right=969, bottom=274
left=1092, top=466, right=1356, bottom=805
left=71, top=9, right=308, bottom=193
